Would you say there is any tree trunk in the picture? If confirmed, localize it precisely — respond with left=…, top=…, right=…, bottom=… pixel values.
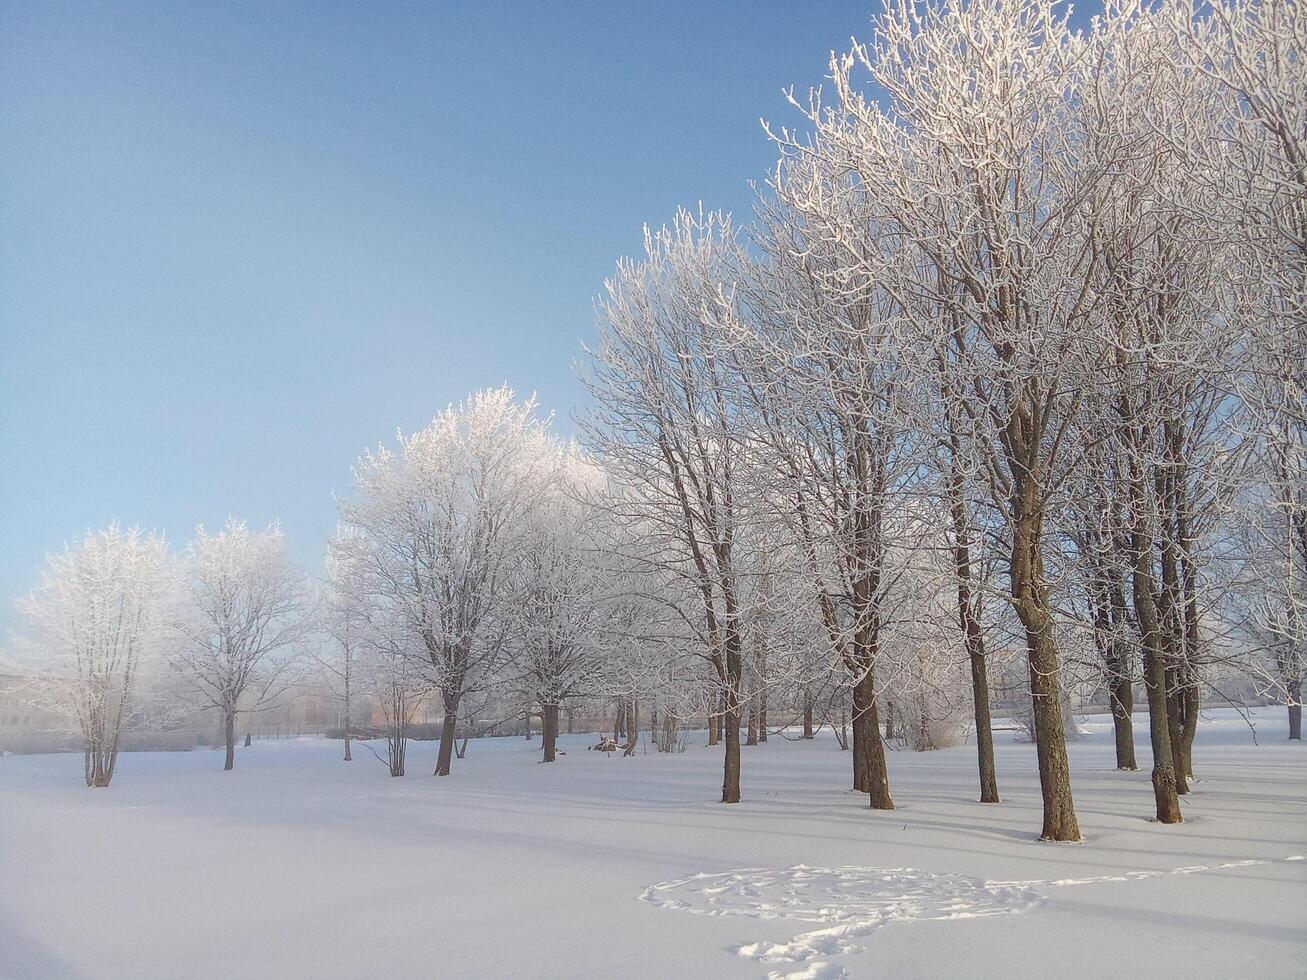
left=802, top=690, right=814, bottom=739
left=84, top=722, right=119, bottom=787
left=1177, top=476, right=1202, bottom=776
left=1290, top=681, right=1303, bottom=741
left=758, top=687, right=768, bottom=743
left=1109, top=667, right=1136, bottom=770
left=1011, top=495, right=1081, bottom=841
left=223, top=707, right=236, bottom=771
left=746, top=688, right=759, bottom=746
left=721, top=625, right=744, bottom=802
left=851, top=687, right=870, bottom=792
left=660, top=706, right=676, bottom=752
left=1165, top=668, right=1189, bottom=795
left=623, top=700, right=639, bottom=756
left=1104, top=572, right=1137, bottom=770
left=1179, top=675, right=1198, bottom=778
left=853, top=670, right=893, bottom=809
left=342, top=671, right=352, bottom=761
left=948, top=442, right=999, bottom=802
left=343, top=704, right=352, bottom=762
left=722, top=689, right=741, bottom=803
left=968, top=644, right=999, bottom=804
left=434, top=690, right=460, bottom=776
left=542, top=703, right=559, bottom=762
left=1157, top=489, right=1190, bottom=796
left=1128, top=506, right=1183, bottom=824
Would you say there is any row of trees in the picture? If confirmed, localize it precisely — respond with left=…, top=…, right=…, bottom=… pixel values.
left=579, top=0, right=1304, bottom=840
left=7, top=0, right=1301, bottom=846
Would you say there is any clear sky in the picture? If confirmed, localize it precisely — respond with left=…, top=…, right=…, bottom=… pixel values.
left=0, top=0, right=884, bottom=633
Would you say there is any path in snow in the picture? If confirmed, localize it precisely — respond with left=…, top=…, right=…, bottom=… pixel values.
left=641, top=856, right=1305, bottom=979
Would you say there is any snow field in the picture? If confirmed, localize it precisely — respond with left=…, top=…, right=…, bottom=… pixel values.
left=1, top=707, right=1303, bottom=979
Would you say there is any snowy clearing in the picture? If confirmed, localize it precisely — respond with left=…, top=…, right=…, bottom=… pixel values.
left=2, top=708, right=1304, bottom=979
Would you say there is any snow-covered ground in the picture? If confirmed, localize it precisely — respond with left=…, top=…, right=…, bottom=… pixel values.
left=2, top=708, right=1303, bottom=979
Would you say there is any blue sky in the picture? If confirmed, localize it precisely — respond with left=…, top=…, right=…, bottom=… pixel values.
left=0, top=1, right=881, bottom=630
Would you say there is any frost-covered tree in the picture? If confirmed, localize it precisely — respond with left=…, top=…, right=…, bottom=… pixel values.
left=315, top=534, right=369, bottom=761
left=356, top=618, right=434, bottom=777
left=730, top=161, right=924, bottom=809
left=581, top=208, right=757, bottom=803
left=1171, top=0, right=1307, bottom=740
left=172, top=520, right=308, bottom=771
left=507, top=446, right=612, bottom=763
left=770, top=0, right=1100, bottom=840
left=15, top=525, right=171, bottom=786
left=338, top=387, right=552, bottom=776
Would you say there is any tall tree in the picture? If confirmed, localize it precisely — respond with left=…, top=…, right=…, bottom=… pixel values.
left=339, top=387, right=550, bottom=776
left=581, top=209, right=754, bottom=803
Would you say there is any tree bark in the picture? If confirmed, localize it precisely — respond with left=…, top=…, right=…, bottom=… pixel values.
left=802, top=690, right=814, bottom=739
left=342, top=671, right=352, bottom=761
left=705, top=682, right=719, bottom=746
left=1011, top=490, right=1080, bottom=841
left=947, top=434, right=999, bottom=802
left=967, top=643, right=999, bottom=804
left=1109, top=666, right=1136, bottom=770
left=721, top=623, right=744, bottom=802
left=1165, top=667, right=1190, bottom=795
left=222, top=707, right=236, bottom=771
left=1157, top=479, right=1190, bottom=796
left=1176, top=467, right=1202, bottom=777
left=722, top=690, right=741, bottom=803
left=542, top=702, right=559, bottom=762
left=851, top=686, right=870, bottom=792
left=434, top=689, right=460, bottom=776
left=853, top=670, right=893, bottom=809
left=746, top=687, right=759, bottom=746
left=623, top=700, right=639, bottom=756
left=1127, top=495, right=1183, bottom=824
left=1290, top=681, right=1303, bottom=741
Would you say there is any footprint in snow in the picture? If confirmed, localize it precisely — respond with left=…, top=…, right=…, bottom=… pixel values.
left=639, top=856, right=1304, bottom=980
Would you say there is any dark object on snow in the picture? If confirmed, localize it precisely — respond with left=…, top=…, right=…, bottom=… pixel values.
left=244, top=733, right=251, bottom=747
left=589, top=736, right=619, bottom=753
